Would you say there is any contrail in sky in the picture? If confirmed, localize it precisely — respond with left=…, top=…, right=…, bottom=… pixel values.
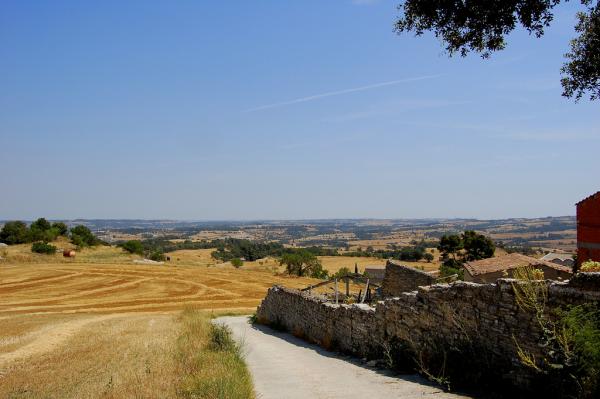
left=244, top=74, right=443, bottom=113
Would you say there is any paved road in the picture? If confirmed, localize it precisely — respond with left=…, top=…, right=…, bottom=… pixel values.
left=215, top=316, right=470, bottom=399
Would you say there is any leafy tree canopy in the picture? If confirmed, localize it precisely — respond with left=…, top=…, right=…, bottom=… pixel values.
left=70, top=225, right=100, bottom=248
left=279, top=250, right=328, bottom=279
left=52, top=222, right=69, bottom=236
left=395, top=0, right=600, bottom=101
left=462, top=230, right=496, bottom=261
left=0, top=221, right=30, bottom=244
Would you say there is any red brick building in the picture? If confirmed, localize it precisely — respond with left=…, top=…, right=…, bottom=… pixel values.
left=577, top=191, right=600, bottom=266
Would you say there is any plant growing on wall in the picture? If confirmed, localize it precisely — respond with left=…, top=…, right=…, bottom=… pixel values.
left=512, top=266, right=600, bottom=398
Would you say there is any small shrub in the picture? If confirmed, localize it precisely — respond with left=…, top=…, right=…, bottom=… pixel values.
left=209, top=323, right=237, bottom=352
left=231, top=258, right=243, bottom=268
left=148, top=250, right=166, bottom=262
left=120, top=240, right=144, bottom=255
left=31, top=242, right=57, bottom=255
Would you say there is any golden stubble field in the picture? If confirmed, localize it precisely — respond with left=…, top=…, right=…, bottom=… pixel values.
left=0, top=242, right=318, bottom=398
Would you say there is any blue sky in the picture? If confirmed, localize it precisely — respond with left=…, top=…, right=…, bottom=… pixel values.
left=1, top=0, right=598, bottom=220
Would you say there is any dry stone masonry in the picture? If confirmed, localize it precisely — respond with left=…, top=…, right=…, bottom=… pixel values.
left=256, top=272, right=600, bottom=394
left=381, top=260, right=436, bottom=296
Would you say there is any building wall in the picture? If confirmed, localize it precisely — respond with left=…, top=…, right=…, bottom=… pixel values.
left=380, top=260, right=436, bottom=296
left=578, top=194, right=600, bottom=265
left=256, top=274, right=600, bottom=394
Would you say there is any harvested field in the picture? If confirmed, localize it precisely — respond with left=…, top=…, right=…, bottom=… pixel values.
left=0, top=262, right=314, bottom=316
left=0, top=244, right=317, bottom=397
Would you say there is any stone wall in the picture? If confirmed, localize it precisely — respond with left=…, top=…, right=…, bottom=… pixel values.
left=380, top=260, right=436, bottom=296
left=256, top=273, right=600, bottom=394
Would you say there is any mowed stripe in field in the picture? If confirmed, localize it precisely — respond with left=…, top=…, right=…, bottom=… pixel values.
left=0, top=262, right=315, bottom=316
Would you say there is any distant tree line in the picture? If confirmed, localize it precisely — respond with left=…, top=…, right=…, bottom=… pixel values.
left=118, top=239, right=166, bottom=262
left=342, top=241, right=435, bottom=262
left=0, top=218, right=103, bottom=254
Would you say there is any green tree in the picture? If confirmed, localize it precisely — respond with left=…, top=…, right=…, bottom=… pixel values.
left=438, top=234, right=463, bottom=262
left=52, top=222, right=69, bottom=236
left=0, top=221, right=30, bottom=244
left=70, top=225, right=99, bottom=248
left=462, top=230, right=496, bottom=261
left=395, top=0, right=600, bottom=101
left=424, top=252, right=434, bottom=263
left=30, top=218, right=51, bottom=231
left=120, top=240, right=144, bottom=255
left=231, top=258, right=243, bottom=268
left=30, top=218, right=59, bottom=242
left=279, top=250, right=328, bottom=278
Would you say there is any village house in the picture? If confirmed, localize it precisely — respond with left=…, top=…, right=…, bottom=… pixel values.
left=577, top=190, right=600, bottom=267
left=463, top=253, right=572, bottom=283
left=540, top=252, right=575, bottom=268
left=363, top=266, right=386, bottom=284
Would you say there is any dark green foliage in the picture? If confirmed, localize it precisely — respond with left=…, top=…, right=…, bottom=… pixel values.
left=30, top=217, right=51, bottom=232
left=438, top=231, right=494, bottom=278
left=31, top=241, right=57, bottom=254
left=333, top=266, right=352, bottom=279
left=0, top=221, right=30, bottom=244
left=70, top=225, right=100, bottom=248
left=565, top=305, right=600, bottom=397
left=343, top=242, right=431, bottom=262
left=120, top=240, right=144, bottom=255
left=52, top=222, right=69, bottom=236
left=424, top=252, right=434, bottom=262
left=148, top=250, right=166, bottom=262
left=279, top=250, right=328, bottom=278
left=542, top=304, right=600, bottom=398
left=210, top=239, right=286, bottom=262
left=230, top=258, right=243, bottom=268
left=439, top=259, right=464, bottom=279
left=439, top=234, right=462, bottom=260
left=562, top=1, right=600, bottom=101
left=0, top=219, right=70, bottom=245
left=29, top=218, right=61, bottom=242
left=462, top=230, right=495, bottom=261
left=395, top=0, right=600, bottom=101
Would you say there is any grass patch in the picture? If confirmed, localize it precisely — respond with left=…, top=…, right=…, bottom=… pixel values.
left=175, top=308, right=254, bottom=399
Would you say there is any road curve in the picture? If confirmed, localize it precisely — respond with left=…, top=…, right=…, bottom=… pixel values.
left=215, top=316, right=470, bottom=399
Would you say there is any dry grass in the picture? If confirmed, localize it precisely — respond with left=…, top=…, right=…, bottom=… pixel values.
left=175, top=308, right=254, bottom=399
left=0, top=244, right=319, bottom=397
left=0, top=312, right=178, bottom=398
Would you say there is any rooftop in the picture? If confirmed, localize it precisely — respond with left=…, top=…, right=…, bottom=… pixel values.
left=576, top=190, right=600, bottom=206
left=541, top=252, right=575, bottom=262
left=463, top=253, right=572, bottom=277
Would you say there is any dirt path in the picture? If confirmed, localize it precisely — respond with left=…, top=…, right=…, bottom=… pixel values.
left=0, top=314, right=128, bottom=364
left=216, top=316, right=471, bottom=399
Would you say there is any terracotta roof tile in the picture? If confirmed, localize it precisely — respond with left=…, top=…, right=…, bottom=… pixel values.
left=463, top=253, right=572, bottom=276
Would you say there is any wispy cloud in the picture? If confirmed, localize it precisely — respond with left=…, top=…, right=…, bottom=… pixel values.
left=243, top=74, right=443, bottom=113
